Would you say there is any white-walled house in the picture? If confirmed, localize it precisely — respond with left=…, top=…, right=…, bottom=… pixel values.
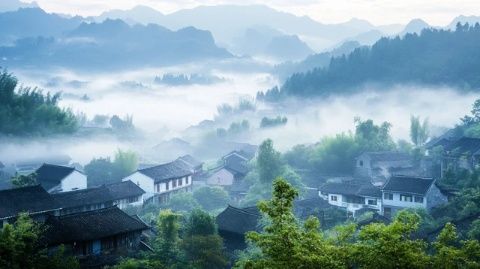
left=123, top=160, right=193, bottom=204
left=319, top=181, right=382, bottom=217
left=35, top=164, right=87, bottom=193
left=381, top=176, right=447, bottom=218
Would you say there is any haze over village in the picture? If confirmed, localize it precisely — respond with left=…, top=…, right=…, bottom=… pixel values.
left=1, top=0, right=480, bottom=268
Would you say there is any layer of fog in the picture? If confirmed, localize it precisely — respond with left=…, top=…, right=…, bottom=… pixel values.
left=2, top=63, right=478, bottom=166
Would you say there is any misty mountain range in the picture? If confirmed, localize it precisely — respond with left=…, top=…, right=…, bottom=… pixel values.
left=1, top=2, right=480, bottom=70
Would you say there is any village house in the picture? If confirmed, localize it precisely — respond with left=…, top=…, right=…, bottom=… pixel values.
left=319, top=181, right=382, bottom=217
left=105, top=180, right=146, bottom=209
left=381, top=175, right=447, bottom=218
left=355, top=151, right=414, bottom=184
left=206, top=150, right=250, bottom=187
left=44, top=207, right=149, bottom=264
left=436, top=137, right=480, bottom=177
left=53, top=180, right=146, bottom=214
left=216, top=199, right=337, bottom=253
left=122, top=160, right=193, bottom=204
left=216, top=205, right=262, bottom=252
left=0, top=185, right=61, bottom=227
left=176, top=155, right=204, bottom=177
left=35, top=163, right=87, bottom=193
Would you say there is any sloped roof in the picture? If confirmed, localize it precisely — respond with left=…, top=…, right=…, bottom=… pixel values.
left=36, top=164, right=78, bottom=191
left=0, top=185, right=60, bottom=219
left=359, top=151, right=411, bottom=162
left=223, top=153, right=249, bottom=176
left=443, top=137, right=480, bottom=155
left=177, top=155, right=203, bottom=168
left=382, top=176, right=434, bottom=195
left=319, top=182, right=381, bottom=198
left=44, top=207, right=149, bottom=245
left=138, top=161, right=192, bottom=182
left=52, top=186, right=114, bottom=209
left=106, top=180, right=145, bottom=200
left=216, top=205, right=261, bottom=235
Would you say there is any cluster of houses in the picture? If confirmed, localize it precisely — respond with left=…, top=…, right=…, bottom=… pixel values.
left=2, top=135, right=479, bottom=265
left=0, top=145, right=260, bottom=266
left=318, top=136, right=480, bottom=218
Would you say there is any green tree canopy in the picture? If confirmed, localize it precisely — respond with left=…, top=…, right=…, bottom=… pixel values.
left=0, top=70, right=78, bottom=136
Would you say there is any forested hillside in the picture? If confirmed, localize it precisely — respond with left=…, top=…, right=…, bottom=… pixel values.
left=0, top=71, right=77, bottom=136
left=259, top=23, right=480, bottom=100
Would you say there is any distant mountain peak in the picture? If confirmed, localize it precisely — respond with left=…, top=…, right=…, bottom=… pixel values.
left=401, top=18, right=430, bottom=35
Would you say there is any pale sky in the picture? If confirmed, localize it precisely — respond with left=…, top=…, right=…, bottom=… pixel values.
left=22, top=0, right=480, bottom=26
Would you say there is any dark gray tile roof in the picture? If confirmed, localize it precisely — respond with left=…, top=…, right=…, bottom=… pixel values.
left=52, top=186, right=114, bottom=209
left=138, top=161, right=192, bottom=183
left=44, top=207, right=149, bottom=245
left=319, top=182, right=381, bottom=198
left=444, top=137, right=480, bottom=155
left=0, top=185, right=60, bottom=219
left=36, top=164, right=78, bottom=191
left=382, top=176, right=434, bottom=195
left=216, top=205, right=261, bottom=235
left=176, top=155, right=203, bottom=169
left=106, top=180, right=145, bottom=200
left=223, top=153, right=249, bottom=176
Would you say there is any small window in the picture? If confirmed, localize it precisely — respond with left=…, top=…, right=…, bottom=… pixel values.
left=384, top=193, right=393, bottom=200
left=186, top=176, right=189, bottom=184
left=331, top=195, right=338, bottom=201
left=359, top=160, right=364, bottom=167
left=179, top=178, right=183, bottom=186
left=172, top=180, right=177, bottom=188
left=400, top=194, right=412, bottom=202
left=414, top=196, right=424, bottom=203
left=368, top=199, right=377, bottom=205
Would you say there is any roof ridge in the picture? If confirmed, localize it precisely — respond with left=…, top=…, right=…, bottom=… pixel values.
left=225, top=204, right=261, bottom=216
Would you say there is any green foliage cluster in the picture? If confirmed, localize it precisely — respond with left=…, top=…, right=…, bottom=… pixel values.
left=242, top=139, right=303, bottom=206
left=260, top=23, right=480, bottom=99
left=84, top=149, right=138, bottom=186
left=127, top=186, right=230, bottom=224
left=0, top=70, right=78, bottom=136
left=235, top=179, right=480, bottom=269
left=0, top=213, right=79, bottom=269
left=259, top=116, right=288, bottom=129
left=284, top=119, right=396, bottom=177
left=216, top=98, right=256, bottom=117
left=114, top=209, right=227, bottom=269
left=11, top=172, right=37, bottom=187
left=216, top=120, right=250, bottom=138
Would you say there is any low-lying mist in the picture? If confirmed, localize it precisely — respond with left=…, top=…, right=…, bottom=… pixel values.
left=3, top=63, right=478, bottom=166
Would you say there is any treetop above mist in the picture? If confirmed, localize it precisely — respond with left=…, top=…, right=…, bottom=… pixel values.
left=259, top=23, right=480, bottom=101
left=0, top=71, right=78, bottom=136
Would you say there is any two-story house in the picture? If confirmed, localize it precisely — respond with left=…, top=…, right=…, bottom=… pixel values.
left=0, top=185, right=61, bottom=227
left=35, top=163, right=87, bottom=193
left=122, top=160, right=193, bottom=204
left=381, top=175, right=447, bottom=218
left=319, top=181, right=382, bottom=217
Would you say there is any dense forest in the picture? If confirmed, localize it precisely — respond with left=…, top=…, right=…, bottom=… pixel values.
left=259, top=23, right=480, bottom=100
left=0, top=71, right=78, bottom=136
